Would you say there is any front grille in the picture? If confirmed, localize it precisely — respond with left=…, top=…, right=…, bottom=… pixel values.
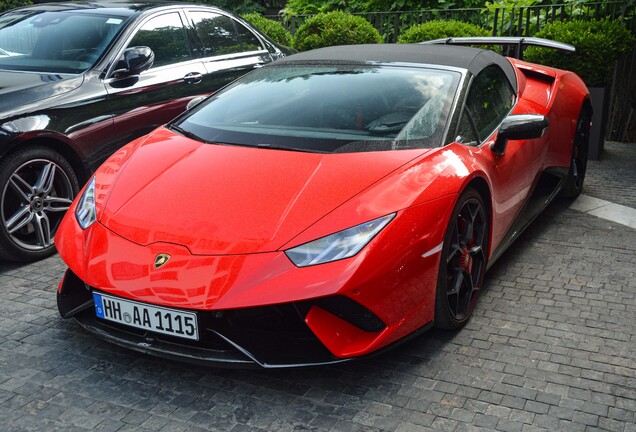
left=59, top=268, right=381, bottom=367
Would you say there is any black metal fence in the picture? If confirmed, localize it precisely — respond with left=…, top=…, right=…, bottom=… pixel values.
left=608, top=46, right=636, bottom=142
left=274, top=2, right=634, bottom=41
left=490, top=1, right=634, bottom=37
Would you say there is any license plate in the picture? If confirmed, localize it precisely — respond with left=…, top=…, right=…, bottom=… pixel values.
left=93, top=292, right=198, bottom=341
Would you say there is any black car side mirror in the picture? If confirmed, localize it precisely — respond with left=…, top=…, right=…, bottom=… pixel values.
left=491, top=114, right=549, bottom=156
left=113, top=46, right=154, bottom=77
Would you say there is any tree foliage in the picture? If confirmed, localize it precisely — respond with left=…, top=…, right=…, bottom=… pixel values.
left=482, top=0, right=540, bottom=34
left=196, top=0, right=266, bottom=14
left=283, top=0, right=618, bottom=16
left=242, top=13, right=293, bottom=46
left=293, top=11, right=383, bottom=51
left=0, top=0, right=32, bottom=13
left=284, top=0, right=486, bottom=16
left=524, top=19, right=635, bottom=87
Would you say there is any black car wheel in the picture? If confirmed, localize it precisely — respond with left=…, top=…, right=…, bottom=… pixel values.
left=560, top=106, right=591, bottom=199
left=0, top=147, right=79, bottom=262
left=435, top=188, right=489, bottom=329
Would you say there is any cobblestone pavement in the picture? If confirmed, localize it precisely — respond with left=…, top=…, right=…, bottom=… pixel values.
left=585, top=141, right=636, bottom=209
left=0, top=144, right=635, bottom=432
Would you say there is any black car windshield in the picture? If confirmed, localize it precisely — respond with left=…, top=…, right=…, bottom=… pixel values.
left=0, top=10, right=128, bottom=73
left=172, top=64, right=461, bottom=153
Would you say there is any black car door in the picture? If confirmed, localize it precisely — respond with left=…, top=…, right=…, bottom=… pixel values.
left=104, top=10, right=209, bottom=150
left=184, top=9, right=273, bottom=91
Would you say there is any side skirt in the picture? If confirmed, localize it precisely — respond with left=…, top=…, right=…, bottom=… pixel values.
left=487, top=167, right=567, bottom=269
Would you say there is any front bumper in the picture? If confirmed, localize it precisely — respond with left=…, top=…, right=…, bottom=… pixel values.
left=56, top=195, right=453, bottom=366
left=58, top=268, right=388, bottom=368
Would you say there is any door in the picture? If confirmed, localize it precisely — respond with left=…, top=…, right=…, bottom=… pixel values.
left=185, top=10, right=273, bottom=90
left=105, top=11, right=208, bottom=148
left=456, top=65, right=545, bottom=247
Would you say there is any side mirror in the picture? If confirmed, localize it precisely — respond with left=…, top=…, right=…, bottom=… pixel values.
left=186, top=96, right=206, bottom=111
left=114, top=46, right=154, bottom=77
left=491, top=114, right=549, bottom=156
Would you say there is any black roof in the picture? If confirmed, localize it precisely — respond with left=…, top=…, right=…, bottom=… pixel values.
left=276, top=44, right=517, bottom=93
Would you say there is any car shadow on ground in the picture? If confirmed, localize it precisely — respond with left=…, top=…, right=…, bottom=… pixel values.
left=0, top=260, right=28, bottom=274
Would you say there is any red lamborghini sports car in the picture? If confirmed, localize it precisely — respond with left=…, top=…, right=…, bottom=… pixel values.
left=56, top=41, right=591, bottom=368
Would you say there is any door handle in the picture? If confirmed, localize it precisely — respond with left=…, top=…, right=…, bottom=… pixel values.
left=184, top=72, right=203, bottom=84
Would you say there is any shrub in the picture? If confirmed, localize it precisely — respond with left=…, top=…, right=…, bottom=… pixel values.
left=524, top=19, right=634, bottom=87
left=398, top=20, right=490, bottom=44
left=293, top=11, right=383, bottom=51
left=242, top=13, right=293, bottom=47
left=0, top=0, right=32, bottom=13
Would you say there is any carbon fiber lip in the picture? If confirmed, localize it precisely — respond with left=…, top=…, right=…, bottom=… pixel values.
left=73, top=314, right=351, bottom=369
left=73, top=315, right=256, bottom=367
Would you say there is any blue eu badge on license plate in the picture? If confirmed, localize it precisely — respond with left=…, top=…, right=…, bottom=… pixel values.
left=93, top=292, right=105, bottom=318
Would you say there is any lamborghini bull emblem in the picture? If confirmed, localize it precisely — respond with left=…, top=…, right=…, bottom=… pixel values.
left=154, top=254, right=171, bottom=269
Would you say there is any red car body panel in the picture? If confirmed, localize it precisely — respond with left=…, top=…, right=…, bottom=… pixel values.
left=55, top=45, right=590, bottom=366
left=98, top=128, right=430, bottom=255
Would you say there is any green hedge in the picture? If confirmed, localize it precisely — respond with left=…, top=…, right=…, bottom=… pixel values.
left=398, top=20, right=490, bottom=44
left=242, top=13, right=293, bottom=47
left=0, top=0, right=32, bottom=13
left=293, top=11, right=383, bottom=51
left=524, top=19, right=634, bottom=87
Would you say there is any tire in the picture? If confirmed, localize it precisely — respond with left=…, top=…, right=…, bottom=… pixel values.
left=434, top=188, right=489, bottom=330
left=559, top=106, right=591, bottom=199
left=0, top=146, right=80, bottom=262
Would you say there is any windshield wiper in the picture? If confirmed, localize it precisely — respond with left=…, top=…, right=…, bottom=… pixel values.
left=256, top=143, right=328, bottom=153
left=170, top=125, right=205, bottom=143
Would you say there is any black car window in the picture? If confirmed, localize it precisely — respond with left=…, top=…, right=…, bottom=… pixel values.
left=455, top=106, right=479, bottom=146
left=235, top=20, right=262, bottom=52
left=464, top=65, right=515, bottom=142
left=189, top=12, right=262, bottom=57
left=128, top=13, right=191, bottom=68
left=172, top=65, right=461, bottom=154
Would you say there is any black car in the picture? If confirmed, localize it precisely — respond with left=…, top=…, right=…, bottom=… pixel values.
left=0, top=1, right=289, bottom=262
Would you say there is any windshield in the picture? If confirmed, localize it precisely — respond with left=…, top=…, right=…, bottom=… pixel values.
left=172, top=64, right=460, bottom=153
left=0, top=10, right=128, bottom=73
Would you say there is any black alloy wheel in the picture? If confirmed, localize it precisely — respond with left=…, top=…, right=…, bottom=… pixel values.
left=560, top=106, right=591, bottom=198
left=435, top=188, right=489, bottom=329
left=0, top=147, right=79, bottom=262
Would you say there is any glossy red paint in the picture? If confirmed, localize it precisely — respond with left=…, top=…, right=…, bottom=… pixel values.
left=98, top=128, right=430, bottom=255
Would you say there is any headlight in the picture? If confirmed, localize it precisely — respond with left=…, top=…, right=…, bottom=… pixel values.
left=75, top=177, right=96, bottom=230
left=285, top=213, right=396, bottom=267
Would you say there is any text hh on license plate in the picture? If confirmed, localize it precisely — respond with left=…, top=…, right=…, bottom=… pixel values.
left=93, top=292, right=198, bottom=341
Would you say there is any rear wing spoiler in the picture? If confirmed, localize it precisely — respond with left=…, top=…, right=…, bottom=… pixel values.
left=420, top=37, right=575, bottom=60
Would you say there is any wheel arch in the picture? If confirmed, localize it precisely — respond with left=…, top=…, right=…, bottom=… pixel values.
left=464, top=175, right=493, bottom=258
left=2, top=135, right=89, bottom=185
